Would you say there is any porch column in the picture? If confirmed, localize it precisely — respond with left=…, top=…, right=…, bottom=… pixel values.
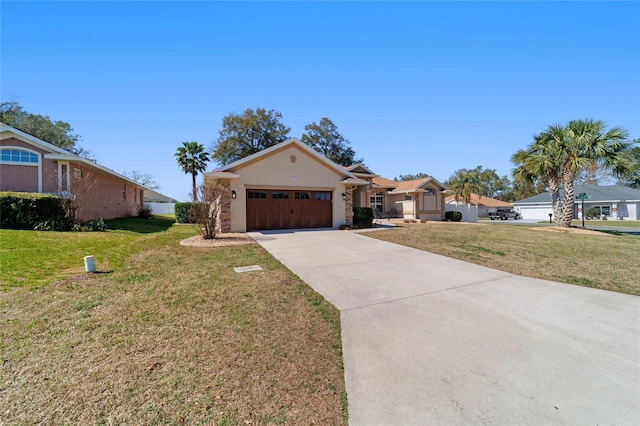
left=219, top=179, right=231, bottom=233
left=345, top=186, right=354, bottom=226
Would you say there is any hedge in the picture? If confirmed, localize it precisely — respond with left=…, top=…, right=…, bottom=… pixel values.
left=353, top=207, right=374, bottom=228
left=445, top=211, right=463, bottom=222
left=0, top=192, right=66, bottom=229
left=174, top=202, right=208, bottom=224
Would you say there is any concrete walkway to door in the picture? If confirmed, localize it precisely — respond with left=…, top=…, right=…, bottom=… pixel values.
left=250, top=229, right=640, bottom=425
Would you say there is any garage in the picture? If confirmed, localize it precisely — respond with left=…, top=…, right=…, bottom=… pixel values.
left=516, top=205, right=553, bottom=220
left=246, top=189, right=333, bottom=231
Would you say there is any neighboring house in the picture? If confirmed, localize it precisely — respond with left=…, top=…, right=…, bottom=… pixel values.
left=513, top=184, right=640, bottom=221
left=444, top=193, right=513, bottom=218
left=367, top=175, right=446, bottom=221
left=145, top=189, right=178, bottom=215
left=1, top=123, right=148, bottom=221
left=204, top=138, right=446, bottom=232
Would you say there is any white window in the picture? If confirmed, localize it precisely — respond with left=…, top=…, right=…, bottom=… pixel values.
left=1, top=148, right=39, bottom=164
left=370, top=192, right=384, bottom=212
left=591, top=205, right=611, bottom=217
left=74, top=168, right=82, bottom=179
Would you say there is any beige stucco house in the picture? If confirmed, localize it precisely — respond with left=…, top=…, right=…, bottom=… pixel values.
left=1, top=123, right=147, bottom=221
left=204, top=138, right=446, bottom=232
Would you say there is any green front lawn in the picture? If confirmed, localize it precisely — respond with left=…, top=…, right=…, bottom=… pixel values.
left=0, top=217, right=346, bottom=424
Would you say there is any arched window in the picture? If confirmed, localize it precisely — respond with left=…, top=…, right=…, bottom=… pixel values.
left=1, top=148, right=39, bottom=164
left=424, top=188, right=435, bottom=195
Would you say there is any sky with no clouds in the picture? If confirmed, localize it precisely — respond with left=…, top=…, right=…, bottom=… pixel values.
left=2, top=1, right=639, bottom=201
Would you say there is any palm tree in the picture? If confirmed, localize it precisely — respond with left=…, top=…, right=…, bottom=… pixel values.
left=512, top=127, right=564, bottom=224
left=557, top=119, right=630, bottom=227
left=513, top=120, right=631, bottom=228
left=448, top=170, right=485, bottom=204
left=175, top=141, right=210, bottom=201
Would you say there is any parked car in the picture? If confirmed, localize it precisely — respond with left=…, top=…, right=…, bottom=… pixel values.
left=488, top=208, right=522, bottom=220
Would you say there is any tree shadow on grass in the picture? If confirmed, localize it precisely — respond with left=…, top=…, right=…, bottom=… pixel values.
left=105, top=216, right=175, bottom=234
left=593, top=229, right=640, bottom=237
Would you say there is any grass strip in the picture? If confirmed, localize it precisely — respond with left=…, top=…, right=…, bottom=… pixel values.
left=365, top=223, right=640, bottom=295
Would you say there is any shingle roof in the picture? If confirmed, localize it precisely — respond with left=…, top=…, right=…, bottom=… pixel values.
left=372, top=176, right=445, bottom=192
left=514, top=185, right=640, bottom=204
left=445, top=193, right=512, bottom=207
left=394, top=177, right=432, bottom=192
left=372, top=176, right=398, bottom=188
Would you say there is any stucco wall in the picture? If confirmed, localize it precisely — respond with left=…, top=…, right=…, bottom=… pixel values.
left=224, top=145, right=348, bottom=232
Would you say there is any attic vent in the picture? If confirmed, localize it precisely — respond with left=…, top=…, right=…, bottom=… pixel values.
left=290, top=155, right=296, bottom=163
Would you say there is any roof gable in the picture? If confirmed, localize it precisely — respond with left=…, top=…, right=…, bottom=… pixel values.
left=217, top=138, right=354, bottom=179
left=343, top=164, right=378, bottom=176
left=1, top=123, right=153, bottom=191
left=1, top=123, right=71, bottom=154
left=391, top=177, right=446, bottom=193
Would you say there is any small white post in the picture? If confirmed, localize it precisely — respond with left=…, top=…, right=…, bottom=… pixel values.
left=84, top=256, right=96, bottom=273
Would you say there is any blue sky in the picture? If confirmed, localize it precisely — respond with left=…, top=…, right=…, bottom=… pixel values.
left=2, top=1, right=639, bottom=201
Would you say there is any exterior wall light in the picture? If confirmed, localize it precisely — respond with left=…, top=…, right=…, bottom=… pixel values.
left=342, top=193, right=346, bottom=200
left=231, top=190, right=237, bottom=199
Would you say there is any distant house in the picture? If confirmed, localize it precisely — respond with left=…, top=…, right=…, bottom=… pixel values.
left=145, top=188, right=178, bottom=215
left=444, top=193, right=513, bottom=218
left=203, top=138, right=446, bottom=232
left=1, top=123, right=149, bottom=221
left=513, top=184, right=640, bottom=221
left=368, top=174, right=446, bottom=221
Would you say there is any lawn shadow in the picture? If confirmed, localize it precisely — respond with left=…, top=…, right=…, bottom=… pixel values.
left=105, top=216, right=175, bottom=234
left=595, top=229, right=640, bottom=236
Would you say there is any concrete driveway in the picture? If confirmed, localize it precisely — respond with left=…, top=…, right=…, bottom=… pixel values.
left=250, top=229, right=640, bottom=425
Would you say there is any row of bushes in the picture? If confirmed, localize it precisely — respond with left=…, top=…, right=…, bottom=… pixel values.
left=0, top=191, right=109, bottom=232
left=0, top=192, right=66, bottom=229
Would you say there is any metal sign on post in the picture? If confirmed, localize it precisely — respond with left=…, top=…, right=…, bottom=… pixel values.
left=576, top=193, right=591, bottom=227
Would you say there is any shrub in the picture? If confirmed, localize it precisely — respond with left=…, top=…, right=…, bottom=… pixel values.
left=585, top=207, right=600, bottom=220
left=353, top=207, right=374, bottom=228
left=33, top=216, right=74, bottom=231
left=82, top=219, right=107, bottom=232
left=135, top=203, right=153, bottom=219
left=188, top=184, right=230, bottom=239
left=445, top=211, right=463, bottom=222
left=175, top=202, right=199, bottom=223
left=0, top=192, right=66, bottom=229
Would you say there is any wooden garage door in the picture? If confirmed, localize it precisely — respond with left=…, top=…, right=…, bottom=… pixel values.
left=246, top=190, right=332, bottom=231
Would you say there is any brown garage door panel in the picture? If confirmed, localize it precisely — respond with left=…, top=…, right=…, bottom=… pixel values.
left=246, top=190, right=332, bottom=231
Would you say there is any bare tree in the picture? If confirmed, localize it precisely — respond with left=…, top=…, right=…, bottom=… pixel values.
left=122, top=170, right=160, bottom=189
left=188, top=183, right=230, bottom=239
left=60, top=167, right=98, bottom=222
